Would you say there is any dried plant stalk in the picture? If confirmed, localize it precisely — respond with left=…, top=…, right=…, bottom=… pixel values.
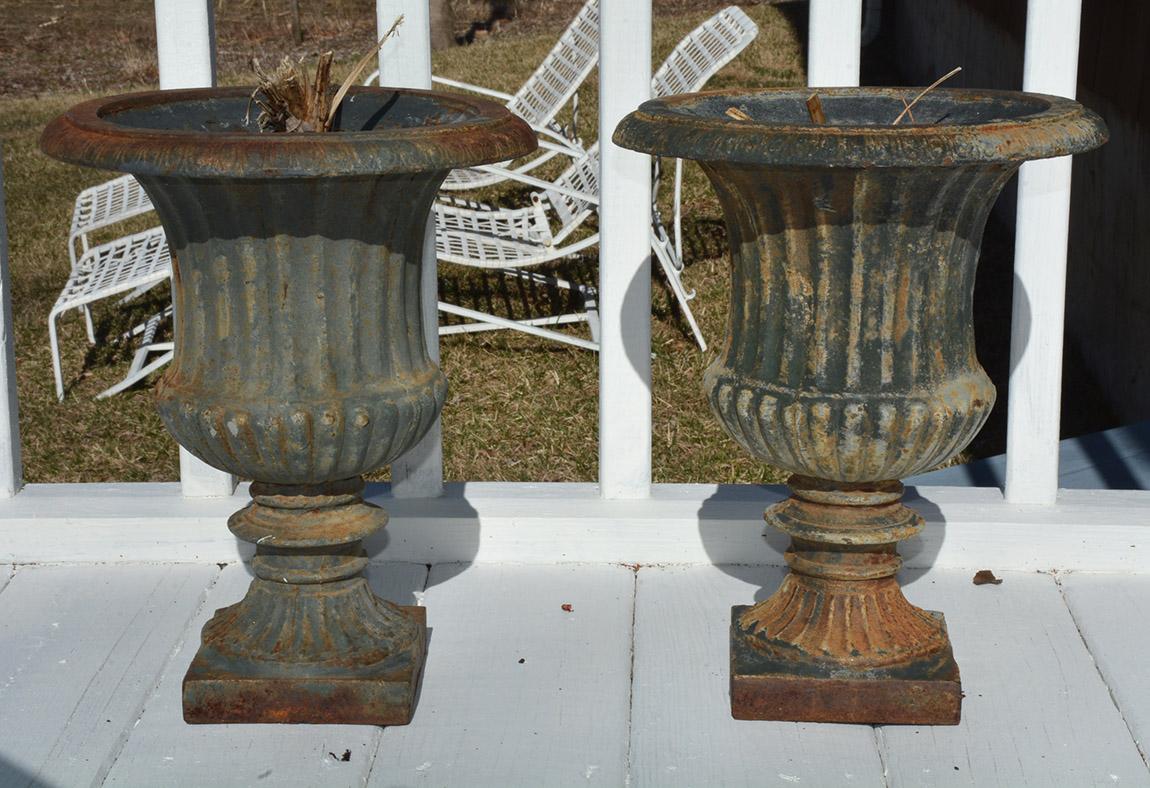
left=325, top=15, right=405, bottom=131
left=892, top=66, right=962, bottom=125
left=806, top=93, right=827, bottom=124
left=248, top=15, right=404, bottom=133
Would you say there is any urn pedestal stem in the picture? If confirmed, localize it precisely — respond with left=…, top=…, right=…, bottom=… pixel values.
left=184, top=477, right=428, bottom=724
left=732, top=475, right=960, bottom=723
left=615, top=87, right=1107, bottom=724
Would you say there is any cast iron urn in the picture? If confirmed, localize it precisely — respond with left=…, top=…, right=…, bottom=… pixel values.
left=616, top=88, right=1106, bottom=724
left=42, top=87, right=535, bottom=724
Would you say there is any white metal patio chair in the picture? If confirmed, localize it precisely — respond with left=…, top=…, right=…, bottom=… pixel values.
left=434, top=6, right=759, bottom=351
left=65, top=175, right=157, bottom=342
left=49, top=176, right=174, bottom=400
left=367, top=0, right=600, bottom=191
left=435, top=146, right=603, bottom=350
left=649, top=5, right=759, bottom=263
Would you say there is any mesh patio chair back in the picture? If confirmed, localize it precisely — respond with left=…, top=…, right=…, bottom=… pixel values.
left=68, top=175, right=154, bottom=271
left=652, top=6, right=757, bottom=99
left=505, top=0, right=600, bottom=130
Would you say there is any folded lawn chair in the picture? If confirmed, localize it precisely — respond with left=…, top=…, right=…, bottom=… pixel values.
left=434, top=6, right=759, bottom=352
left=48, top=175, right=173, bottom=400
left=368, top=0, right=600, bottom=191
left=435, top=147, right=603, bottom=351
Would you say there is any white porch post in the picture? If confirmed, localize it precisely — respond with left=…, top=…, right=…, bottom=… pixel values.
left=377, top=0, right=444, bottom=498
left=0, top=160, right=23, bottom=497
left=598, top=0, right=653, bottom=499
left=154, top=0, right=216, bottom=90
left=807, top=0, right=863, bottom=86
left=1005, top=0, right=1083, bottom=505
left=154, top=0, right=236, bottom=497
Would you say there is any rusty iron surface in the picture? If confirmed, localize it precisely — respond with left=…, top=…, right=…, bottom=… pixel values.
left=731, top=604, right=961, bottom=725
left=41, top=88, right=536, bottom=725
left=614, top=87, right=1107, bottom=168
left=184, top=605, right=427, bottom=725
left=616, top=88, right=1108, bottom=725
left=40, top=86, right=537, bottom=178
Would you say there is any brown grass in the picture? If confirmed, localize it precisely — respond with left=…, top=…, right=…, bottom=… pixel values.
left=0, top=2, right=805, bottom=484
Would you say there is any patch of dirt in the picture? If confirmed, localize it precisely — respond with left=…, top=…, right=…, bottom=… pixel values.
left=0, top=0, right=742, bottom=97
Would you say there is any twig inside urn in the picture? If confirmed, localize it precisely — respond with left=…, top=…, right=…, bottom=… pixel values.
left=892, top=66, right=962, bottom=125
left=805, top=93, right=826, bottom=124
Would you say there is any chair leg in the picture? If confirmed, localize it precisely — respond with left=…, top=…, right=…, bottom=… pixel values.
left=651, top=235, right=707, bottom=352
left=502, top=268, right=577, bottom=292
left=581, top=288, right=601, bottom=344
left=437, top=301, right=598, bottom=352
left=96, top=348, right=173, bottom=400
left=49, top=311, right=66, bottom=401
left=83, top=306, right=96, bottom=344
left=440, top=312, right=589, bottom=335
left=673, top=158, right=684, bottom=263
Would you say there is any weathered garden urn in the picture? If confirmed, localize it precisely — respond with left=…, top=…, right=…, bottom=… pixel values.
left=616, top=88, right=1106, bottom=724
left=41, top=87, right=535, bottom=724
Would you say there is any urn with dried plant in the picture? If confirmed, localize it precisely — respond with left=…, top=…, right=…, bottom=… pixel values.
left=41, top=22, right=536, bottom=724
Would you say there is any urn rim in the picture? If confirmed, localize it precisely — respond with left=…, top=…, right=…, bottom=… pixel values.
left=40, top=86, right=538, bottom=178
left=613, top=87, right=1107, bottom=168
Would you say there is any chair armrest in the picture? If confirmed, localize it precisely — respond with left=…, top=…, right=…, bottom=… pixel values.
left=533, top=126, right=585, bottom=156
left=474, top=165, right=600, bottom=206
left=431, top=75, right=515, bottom=102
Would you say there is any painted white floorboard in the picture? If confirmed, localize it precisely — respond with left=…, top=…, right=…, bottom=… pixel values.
left=1060, top=573, right=1150, bottom=765
left=629, top=565, right=887, bottom=787
left=104, top=562, right=428, bottom=788
left=369, top=564, right=635, bottom=787
left=0, top=564, right=216, bottom=788
left=880, top=570, right=1150, bottom=787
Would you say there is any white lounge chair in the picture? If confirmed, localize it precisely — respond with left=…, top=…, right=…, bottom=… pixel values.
left=434, top=6, right=760, bottom=351
left=48, top=224, right=173, bottom=400
left=435, top=146, right=603, bottom=350
left=64, top=175, right=156, bottom=342
left=49, top=175, right=173, bottom=400
left=368, top=0, right=600, bottom=192
left=649, top=5, right=760, bottom=263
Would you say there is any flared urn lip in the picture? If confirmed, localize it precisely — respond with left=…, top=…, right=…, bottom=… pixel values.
left=614, top=87, right=1107, bottom=167
left=40, top=86, right=538, bottom=178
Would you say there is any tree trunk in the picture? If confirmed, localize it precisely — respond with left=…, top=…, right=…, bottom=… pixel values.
left=429, top=0, right=456, bottom=49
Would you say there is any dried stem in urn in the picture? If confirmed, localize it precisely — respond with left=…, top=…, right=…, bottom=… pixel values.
left=247, top=15, right=404, bottom=133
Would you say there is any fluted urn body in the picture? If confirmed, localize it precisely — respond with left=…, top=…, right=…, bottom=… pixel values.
left=616, top=88, right=1106, bottom=724
left=42, top=87, right=535, bottom=724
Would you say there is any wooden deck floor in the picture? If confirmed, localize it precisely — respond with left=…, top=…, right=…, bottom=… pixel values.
left=0, top=562, right=1147, bottom=787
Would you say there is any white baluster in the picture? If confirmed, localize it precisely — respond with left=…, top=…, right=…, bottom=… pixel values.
left=808, top=0, right=863, bottom=87
left=154, top=0, right=216, bottom=90
left=0, top=161, right=23, bottom=497
left=1005, top=0, right=1083, bottom=505
left=378, top=0, right=445, bottom=498
left=154, top=0, right=236, bottom=497
left=599, top=0, right=653, bottom=499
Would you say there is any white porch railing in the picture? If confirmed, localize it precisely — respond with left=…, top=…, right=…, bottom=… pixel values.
left=0, top=164, right=22, bottom=499
left=0, top=0, right=1143, bottom=572
left=153, top=0, right=237, bottom=498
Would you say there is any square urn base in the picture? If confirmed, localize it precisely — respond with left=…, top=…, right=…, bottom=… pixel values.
left=183, top=605, right=427, bottom=726
left=730, top=605, right=961, bottom=725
